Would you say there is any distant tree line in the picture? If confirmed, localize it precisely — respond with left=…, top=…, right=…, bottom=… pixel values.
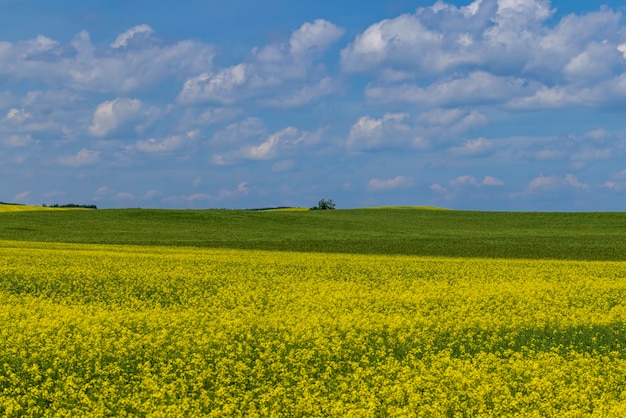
left=245, top=206, right=296, bottom=211
left=43, top=203, right=98, bottom=209
left=0, top=201, right=25, bottom=206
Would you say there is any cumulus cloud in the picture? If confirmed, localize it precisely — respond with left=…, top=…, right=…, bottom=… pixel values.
left=483, top=176, right=505, bottom=186
left=366, top=72, right=535, bottom=107
left=178, top=64, right=247, bottom=105
left=59, top=148, right=100, bottom=167
left=342, top=0, right=553, bottom=76
left=88, top=98, right=156, bottom=137
left=526, top=174, right=588, bottom=193
left=212, top=125, right=321, bottom=163
left=367, top=176, right=414, bottom=191
left=240, top=128, right=318, bottom=161
left=347, top=113, right=410, bottom=150
left=135, top=134, right=189, bottom=153
left=431, top=174, right=505, bottom=199
left=177, top=19, right=343, bottom=106
left=507, top=74, right=626, bottom=109
left=242, top=127, right=298, bottom=160
left=450, top=137, right=494, bottom=156
left=4, top=108, right=32, bottom=124
left=182, top=107, right=242, bottom=128
left=211, top=117, right=266, bottom=144
left=347, top=108, right=487, bottom=151
left=261, top=77, right=341, bottom=107
left=289, top=19, right=345, bottom=57
left=0, top=27, right=214, bottom=93
left=343, top=0, right=626, bottom=110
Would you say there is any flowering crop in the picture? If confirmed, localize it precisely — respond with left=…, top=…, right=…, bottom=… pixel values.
left=0, top=205, right=72, bottom=213
left=1, top=239, right=625, bottom=416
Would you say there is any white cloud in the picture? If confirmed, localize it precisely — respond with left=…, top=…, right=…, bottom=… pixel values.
left=163, top=193, right=212, bottom=206
left=59, top=148, right=100, bottom=167
left=213, top=125, right=321, bottom=163
left=211, top=117, right=266, bottom=144
left=602, top=181, right=624, bottom=190
left=483, top=176, right=505, bottom=186
left=451, top=137, right=494, bottom=156
left=163, top=182, right=251, bottom=207
left=449, top=175, right=479, bottom=187
left=341, top=13, right=442, bottom=74
left=1, top=134, right=33, bottom=148
left=508, top=74, right=626, bottom=109
left=431, top=174, right=505, bottom=198
left=178, top=64, right=248, bottom=105
left=242, top=128, right=293, bottom=160
left=88, top=98, right=146, bottom=137
left=584, top=128, right=611, bottom=141
left=347, top=108, right=487, bottom=151
left=94, top=186, right=115, bottom=200
left=366, top=72, right=534, bottom=107
left=261, top=77, right=340, bottom=107
left=417, top=108, right=466, bottom=126
left=343, top=1, right=626, bottom=110
left=177, top=19, right=343, bottom=106
left=111, top=24, right=154, bottom=49
left=184, top=107, right=242, bottom=128
left=241, top=127, right=318, bottom=160
left=347, top=113, right=409, bottom=150
left=144, top=190, right=162, bottom=199
left=430, top=183, right=448, bottom=194
left=4, top=108, right=32, bottom=124
left=289, top=19, right=345, bottom=57
left=527, top=174, right=588, bottom=193
left=367, top=176, right=414, bottom=191
left=135, top=134, right=189, bottom=153
left=218, top=182, right=250, bottom=199
left=564, top=42, right=620, bottom=81
left=20, top=35, right=59, bottom=57
left=0, top=27, right=214, bottom=93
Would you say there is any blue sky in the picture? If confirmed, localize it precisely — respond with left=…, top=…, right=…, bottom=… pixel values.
left=2, top=0, right=626, bottom=210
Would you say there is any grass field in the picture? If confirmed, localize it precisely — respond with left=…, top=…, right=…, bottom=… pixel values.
left=1, top=208, right=626, bottom=415
left=1, top=208, right=626, bottom=260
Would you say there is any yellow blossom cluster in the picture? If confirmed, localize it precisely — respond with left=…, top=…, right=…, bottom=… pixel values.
left=1, top=239, right=625, bottom=416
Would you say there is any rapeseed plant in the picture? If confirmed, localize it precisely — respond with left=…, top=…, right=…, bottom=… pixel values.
left=0, top=240, right=625, bottom=416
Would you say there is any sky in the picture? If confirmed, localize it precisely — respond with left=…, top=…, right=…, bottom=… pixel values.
left=1, top=0, right=626, bottom=211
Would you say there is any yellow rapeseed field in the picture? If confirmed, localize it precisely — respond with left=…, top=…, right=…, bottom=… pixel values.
left=0, top=205, right=64, bottom=213
left=1, top=239, right=625, bottom=416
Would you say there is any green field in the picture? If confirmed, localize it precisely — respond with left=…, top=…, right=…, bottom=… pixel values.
left=1, top=207, right=626, bottom=260
left=1, top=207, right=626, bottom=415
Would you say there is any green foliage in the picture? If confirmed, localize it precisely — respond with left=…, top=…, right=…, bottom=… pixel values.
left=311, top=198, right=335, bottom=210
